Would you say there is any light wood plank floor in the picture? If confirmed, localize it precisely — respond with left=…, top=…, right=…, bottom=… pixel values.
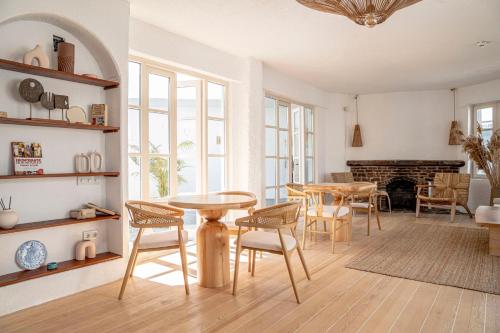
left=1, top=212, right=499, bottom=333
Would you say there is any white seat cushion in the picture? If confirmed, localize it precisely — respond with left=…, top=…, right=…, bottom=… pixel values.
left=238, top=230, right=297, bottom=252
left=307, top=205, right=349, bottom=218
left=351, top=202, right=372, bottom=209
left=138, top=230, right=188, bottom=250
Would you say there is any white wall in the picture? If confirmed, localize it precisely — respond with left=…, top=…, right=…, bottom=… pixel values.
left=0, top=0, right=129, bottom=316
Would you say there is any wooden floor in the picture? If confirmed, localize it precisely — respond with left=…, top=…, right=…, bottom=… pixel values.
left=1, top=212, right=499, bottom=333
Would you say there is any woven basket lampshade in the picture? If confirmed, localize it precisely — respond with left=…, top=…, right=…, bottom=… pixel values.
left=448, top=88, right=463, bottom=145
left=296, top=0, right=422, bottom=27
left=352, top=95, right=363, bottom=147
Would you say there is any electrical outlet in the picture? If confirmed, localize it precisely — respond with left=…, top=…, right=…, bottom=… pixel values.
left=77, top=176, right=100, bottom=185
left=82, top=230, right=98, bottom=241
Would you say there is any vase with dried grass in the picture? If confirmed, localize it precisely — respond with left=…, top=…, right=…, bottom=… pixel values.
left=462, top=125, right=500, bottom=205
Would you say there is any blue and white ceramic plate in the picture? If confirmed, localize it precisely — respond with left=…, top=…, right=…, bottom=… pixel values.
left=15, top=240, right=47, bottom=270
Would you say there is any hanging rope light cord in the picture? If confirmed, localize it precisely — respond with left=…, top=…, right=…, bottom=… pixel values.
left=448, top=88, right=463, bottom=145
left=352, top=95, right=363, bottom=147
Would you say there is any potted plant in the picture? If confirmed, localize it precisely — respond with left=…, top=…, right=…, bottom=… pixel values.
left=462, top=125, right=500, bottom=204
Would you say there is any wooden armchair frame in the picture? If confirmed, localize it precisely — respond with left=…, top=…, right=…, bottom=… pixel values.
left=119, top=201, right=190, bottom=299
left=232, top=202, right=311, bottom=304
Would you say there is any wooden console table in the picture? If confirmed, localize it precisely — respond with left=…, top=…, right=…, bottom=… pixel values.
left=475, top=206, right=500, bottom=256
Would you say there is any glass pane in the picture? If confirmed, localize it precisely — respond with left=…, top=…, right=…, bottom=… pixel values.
left=128, top=108, right=140, bottom=153
left=265, top=128, right=276, bottom=156
left=208, top=82, right=224, bottom=118
left=265, top=97, right=276, bottom=126
left=128, top=62, right=140, bottom=106
left=128, top=157, right=141, bottom=200
left=279, top=130, right=288, bottom=158
left=208, top=156, right=225, bottom=192
left=279, top=104, right=289, bottom=129
left=149, top=73, right=170, bottom=111
left=208, top=120, right=225, bottom=154
left=177, top=86, right=198, bottom=194
left=266, top=158, right=277, bottom=187
left=149, top=112, right=169, bottom=154
left=293, top=158, right=301, bottom=183
left=306, top=158, right=314, bottom=183
left=305, top=107, right=314, bottom=132
left=306, top=133, right=314, bottom=156
left=279, top=187, right=287, bottom=203
left=149, top=157, right=170, bottom=199
left=266, top=188, right=276, bottom=206
left=279, top=158, right=288, bottom=186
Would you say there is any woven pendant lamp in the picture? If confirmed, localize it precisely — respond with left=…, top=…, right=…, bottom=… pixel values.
left=352, top=95, right=363, bottom=147
left=448, top=88, right=463, bottom=145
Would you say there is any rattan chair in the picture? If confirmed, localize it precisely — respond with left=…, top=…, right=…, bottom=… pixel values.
left=331, top=171, right=391, bottom=213
left=303, top=189, right=352, bottom=253
left=416, top=172, right=473, bottom=222
left=350, top=190, right=381, bottom=236
left=217, top=191, right=257, bottom=272
left=232, top=202, right=311, bottom=304
left=119, top=201, right=190, bottom=299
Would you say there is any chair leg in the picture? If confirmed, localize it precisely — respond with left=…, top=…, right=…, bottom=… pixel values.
left=119, top=229, right=143, bottom=300
left=450, top=202, right=457, bottom=223
left=464, top=205, right=473, bottom=218
left=331, top=219, right=336, bottom=254
left=247, top=249, right=252, bottom=272
left=387, top=195, right=392, bottom=214
left=278, top=230, right=301, bottom=304
left=291, top=229, right=311, bottom=280
left=129, top=248, right=139, bottom=278
left=251, top=249, right=257, bottom=276
left=323, top=220, right=327, bottom=232
left=416, top=198, right=421, bottom=218
left=302, top=218, right=308, bottom=250
left=232, top=230, right=242, bottom=296
left=178, top=229, right=190, bottom=296
left=375, top=204, right=381, bottom=231
left=367, top=207, right=371, bottom=236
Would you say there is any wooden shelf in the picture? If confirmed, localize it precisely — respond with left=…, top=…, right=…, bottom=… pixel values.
left=0, top=117, right=119, bottom=133
left=0, top=58, right=119, bottom=89
left=0, top=252, right=121, bottom=288
left=0, top=172, right=120, bottom=180
left=0, top=215, right=120, bottom=235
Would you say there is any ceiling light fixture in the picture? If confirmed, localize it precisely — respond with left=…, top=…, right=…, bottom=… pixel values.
left=476, top=41, right=492, bottom=48
left=296, top=0, right=422, bottom=28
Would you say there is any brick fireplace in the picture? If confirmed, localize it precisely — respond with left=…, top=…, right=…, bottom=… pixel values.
left=347, top=160, right=465, bottom=211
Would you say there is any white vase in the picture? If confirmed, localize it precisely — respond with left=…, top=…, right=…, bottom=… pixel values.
left=0, top=210, right=18, bottom=229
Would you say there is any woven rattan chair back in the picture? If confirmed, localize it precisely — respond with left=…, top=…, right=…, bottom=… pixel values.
left=432, top=173, right=471, bottom=205
left=125, top=200, right=184, bottom=228
left=236, top=202, right=300, bottom=229
left=331, top=172, right=355, bottom=183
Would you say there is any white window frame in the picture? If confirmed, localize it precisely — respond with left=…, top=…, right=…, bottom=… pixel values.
left=128, top=57, right=229, bottom=201
left=470, top=101, right=499, bottom=178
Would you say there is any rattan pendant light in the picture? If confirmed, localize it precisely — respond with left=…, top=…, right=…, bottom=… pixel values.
left=352, top=95, right=363, bottom=147
left=448, top=88, right=463, bottom=145
left=296, top=0, right=422, bottom=27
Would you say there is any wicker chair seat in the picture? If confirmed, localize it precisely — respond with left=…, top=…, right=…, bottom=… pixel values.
left=239, top=230, right=297, bottom=252
left=138, top=230, right=188, bottom=250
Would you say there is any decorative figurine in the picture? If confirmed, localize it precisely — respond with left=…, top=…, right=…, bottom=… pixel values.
left=23, top=44, right=49, bottom=68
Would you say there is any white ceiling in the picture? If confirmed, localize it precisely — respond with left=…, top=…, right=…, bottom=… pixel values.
left=130, top=0, right=500, bottom=94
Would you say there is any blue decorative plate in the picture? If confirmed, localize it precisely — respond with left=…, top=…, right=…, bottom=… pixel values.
left=15, top=240, right=47, bottom=270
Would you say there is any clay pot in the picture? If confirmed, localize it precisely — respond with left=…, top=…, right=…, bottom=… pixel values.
left=0, top=210, right=19, bottom=229
left=58, top=42, right=75, bottom=73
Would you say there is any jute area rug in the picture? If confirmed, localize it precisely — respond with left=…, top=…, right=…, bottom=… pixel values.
left=346, top=223, right=500, bottom=294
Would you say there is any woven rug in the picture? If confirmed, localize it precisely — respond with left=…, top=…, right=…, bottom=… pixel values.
left=346, top=223, right=500, bottom=294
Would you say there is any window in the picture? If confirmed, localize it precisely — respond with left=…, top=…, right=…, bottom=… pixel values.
left=471, top=102, right=498, bottom=177
left=265, top=95, right=315, bottom=205
left=128, top=59, right=228, bottom=208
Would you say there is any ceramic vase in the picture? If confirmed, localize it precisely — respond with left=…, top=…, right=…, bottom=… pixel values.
left=58, top=42, right=75, bottom=73
left=0, top=210, right=19, bottom=229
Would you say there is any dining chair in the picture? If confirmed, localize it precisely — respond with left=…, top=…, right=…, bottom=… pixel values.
left=217, top=191, right=257, bottom=272
left=119, top=201, right=190, bottom=300
left=232, top=202, right=311, bottom=304
left=303, top=189, right=352, bottom=253
left=350, top=189, right=381, bottom=236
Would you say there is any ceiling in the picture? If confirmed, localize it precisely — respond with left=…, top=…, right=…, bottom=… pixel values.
left=130, top=0, right=500, bottom=94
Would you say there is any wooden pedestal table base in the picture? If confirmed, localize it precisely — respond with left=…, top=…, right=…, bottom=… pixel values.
left=168, top=194, right=257, bottom=288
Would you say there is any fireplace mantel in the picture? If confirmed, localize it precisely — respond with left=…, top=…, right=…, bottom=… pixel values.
left=347, top=160, right=465, bottom=167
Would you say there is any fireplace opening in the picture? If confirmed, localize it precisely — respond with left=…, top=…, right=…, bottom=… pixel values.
left=385, top=177, right=417, bottom=211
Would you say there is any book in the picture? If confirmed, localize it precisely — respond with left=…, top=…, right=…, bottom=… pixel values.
left=11, top=142, right=44, bottom=175
left=90, top=104, right=108, bottom=126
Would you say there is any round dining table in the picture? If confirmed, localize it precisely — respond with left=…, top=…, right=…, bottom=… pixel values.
left=168, top=193, right=257, bottom=288
left=303, top=182, right=377, bottom=241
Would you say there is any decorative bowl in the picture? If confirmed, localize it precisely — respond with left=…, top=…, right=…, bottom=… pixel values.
left=0, top=209, right=18, bottom=229
left=15, top=240, right=47, bottom=270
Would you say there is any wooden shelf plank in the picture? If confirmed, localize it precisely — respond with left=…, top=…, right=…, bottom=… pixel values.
left=0, top=172, right=120, bottom=180
left=0, top=252, right=122, bottom=288
left=0, top=58, right=119, bottom=89
left=0, top=215, right=120, bottom=235
left=0, top=117, right=119, bottom=133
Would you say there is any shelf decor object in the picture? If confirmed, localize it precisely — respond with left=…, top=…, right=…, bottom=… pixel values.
left=352, top=95, right=363, bottom=147
left=296, top=0, right=422, bottom=27
left=0, top=58, right=119, bottom=89
left=23, top=45, right=49, bottom=69
left=57, top=42, right=75, bottom=73
left=449, top=88, right=463, bottom=145
left=15, top=240, right=47, bottom=270
left=19, top=78, right=44, bottom=119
